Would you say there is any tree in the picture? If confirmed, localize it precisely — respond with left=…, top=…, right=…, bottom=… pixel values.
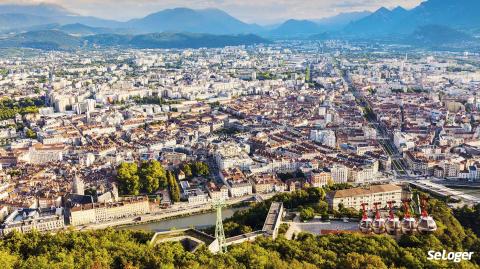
left=117, top=162, right=140, bottom=195
left=181, top=164, right=192, bottom=178
left=139, top=160, right=167, bottom=193
left=0, top=250, right=18, bottom=269
left=317, top=200, right=329, bottom=215
left=340, top=253, right=387, bottom=269
left=300, top=207, right=315, bottom=221
left=25, top=129, right=37, bottom=139
left=167, top=171, right=180, bottom=203
left=192, top=162, right=209, bottom=177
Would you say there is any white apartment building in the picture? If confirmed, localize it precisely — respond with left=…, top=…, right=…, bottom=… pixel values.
left=1, top=208, right=65, bottom=235
left=69, top=197, right=150, bottom=226
left=330, top=164, right=349, bottom=183
left=229, top=182, right=253, bottom=198
left=394, top=131, right=416, bottom=152
left=214, top=142, right=253, bottom=170
left=18, top=146, right=64, bottom=164
left=310, top=129, right=336, bottom=148
left=327, top=184, right=403, bottom=211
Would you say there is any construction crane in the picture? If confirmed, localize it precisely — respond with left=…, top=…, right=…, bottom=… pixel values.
left=372, top=202, right=386, bottom=234
left=359, top=203, right=372, bottom=234
left=385, top=201, right=401, bottom=235
left=401, top=199, right=417, bottom=234
left=417, top=195, right=437, bottom=234
left=212, top=199, right=227, bottom=253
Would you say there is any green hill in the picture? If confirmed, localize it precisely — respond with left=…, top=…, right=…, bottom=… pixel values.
left=0, top=30, right=269, bottom=50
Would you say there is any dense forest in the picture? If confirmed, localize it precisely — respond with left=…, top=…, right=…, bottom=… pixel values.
left=1, top=189, right=480, bottom=268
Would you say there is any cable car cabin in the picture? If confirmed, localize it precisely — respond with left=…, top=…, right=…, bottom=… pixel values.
left=359, top=203, right=372, bottom=234
left=417, top=196, right=437, bottom=234
left=385, top=201, right=400, bottom=235
left=372, top=202, right=385, bottom=234
left=401, top=216, right=418, bottom=234
left=401, top=199, right=417, bottom=234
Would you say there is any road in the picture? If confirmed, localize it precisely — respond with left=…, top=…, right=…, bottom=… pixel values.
left=337, top=64, right=409, bottom=176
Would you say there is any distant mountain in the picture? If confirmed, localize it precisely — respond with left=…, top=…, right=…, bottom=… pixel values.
left=315, top=11, right=371, bottom=31
left=0, top=3, right=73, bottom=17
left=269, top=19, right=322, bottom=37
left=127, top=8, right=261, bottom=34
left=0, top=3, right=122, bottom=30
left=0, top=13, right=55, bottom=31
left=343, top=6, right=408, bottom=36
left=58, top=23, right=125, bottom=36
left=407, top=25, right=475, bottom=46
left=344, top=0, right=480, bottom=37
left=0, top=30, right=269, bottom=50
left=128, top=33, right=268, bottom=49
left=0, top=30, right=84, bottom=50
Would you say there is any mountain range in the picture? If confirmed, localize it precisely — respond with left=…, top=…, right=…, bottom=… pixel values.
left=343, top=0, right=480, bottom=37
left=0, top=30, right=269, bottom=50
left=0, top=0, right=478, bottom=49
left=0, top=3, right=368, bottom=36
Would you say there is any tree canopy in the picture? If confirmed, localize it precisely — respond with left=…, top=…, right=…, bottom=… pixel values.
left=3, top=180, right=479, bottom=268
left=117, top=161, right=169, bottom=195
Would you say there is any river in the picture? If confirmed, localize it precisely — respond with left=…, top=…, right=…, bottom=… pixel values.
left=451, top=187, right=480, bottom=199
left=119, top=207, right=247, bottom=232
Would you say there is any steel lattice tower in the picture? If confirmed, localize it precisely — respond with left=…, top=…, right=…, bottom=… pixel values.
left=212, top=199, right=227, bottom=253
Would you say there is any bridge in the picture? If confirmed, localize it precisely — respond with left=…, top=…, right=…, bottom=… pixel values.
left=409, top=180, right=480, bottom=205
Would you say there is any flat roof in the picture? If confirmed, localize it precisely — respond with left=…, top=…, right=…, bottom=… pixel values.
left=329, top=184, right=402, bottom=199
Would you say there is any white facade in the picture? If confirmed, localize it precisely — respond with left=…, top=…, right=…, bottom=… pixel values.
left=310, top=129, right=336, bottom=148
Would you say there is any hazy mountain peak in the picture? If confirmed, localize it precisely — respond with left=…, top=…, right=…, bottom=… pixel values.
left=375, top=7, right=391, bottom=14
left=392, top=6, right=407, bottom=13
left=128, top=7, right=260, bottom=35
left=0, top=3, right=74, bottom=16
left=270, top=19, right=321, bottom=37
left=344, top=0, right=480, bottom=37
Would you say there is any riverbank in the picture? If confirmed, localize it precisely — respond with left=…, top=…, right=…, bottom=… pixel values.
left=76, top=193, right=275, bottom=232
left=119, top=207, right=246, bottom=232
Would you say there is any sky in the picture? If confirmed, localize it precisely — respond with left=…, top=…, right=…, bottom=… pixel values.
left=1, top=0, right=424, bottom=24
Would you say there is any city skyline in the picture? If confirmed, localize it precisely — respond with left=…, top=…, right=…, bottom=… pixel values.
left=0, top=0, right=424, bottom=24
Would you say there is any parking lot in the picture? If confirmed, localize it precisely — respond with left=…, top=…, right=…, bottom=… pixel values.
left=284, top=219, right=358, bottom=239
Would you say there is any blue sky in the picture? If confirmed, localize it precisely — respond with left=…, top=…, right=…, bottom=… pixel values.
left=4, top=0, right=424, bottom=24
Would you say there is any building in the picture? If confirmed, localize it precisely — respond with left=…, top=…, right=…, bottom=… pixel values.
left=0, top=208, right=65, bottom=235
left=251, top=173, right=285, bottom=194
left=310, top=129, right=336, bottom=148
left=330, top=164, right=348, bottom=183
left=326, top=184, right=403, bottom=211
left=220, top=167, right=253, bottom=198
left=18, top=145, right=64, bottom=164
left=72, top=174, right=85, bottom=195
left=206, top=182, right=229, bottom=201
left=214, top=142, right=253, bottom=171
left=394, top=131, right=415, bottom=152
left=0, top=206, right=8, bottom=222
left=309, top=170, right=332, bottom=188
left=68, top=196, right=150, bottom=226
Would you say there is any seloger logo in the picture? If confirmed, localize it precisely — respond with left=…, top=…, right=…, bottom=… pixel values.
left=427, top=250, right=474, bottom=263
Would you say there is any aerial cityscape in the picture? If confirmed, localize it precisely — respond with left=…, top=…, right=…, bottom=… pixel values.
left=0, top=0, right=480, bottom=268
